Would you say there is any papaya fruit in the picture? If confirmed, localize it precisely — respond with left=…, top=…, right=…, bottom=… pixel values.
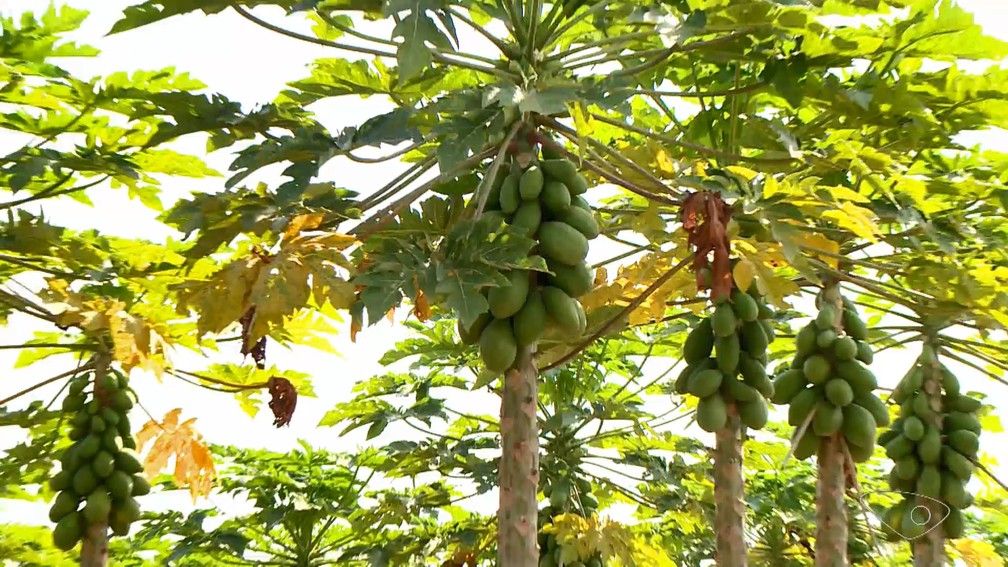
left=900, top=505, right=929, bottom=540
left=542, top=158, right=578, bottom=185
left=687, top=369, right=723, bottom=398
left=83, top=490, right=112, bottom=523
left=458, top=312, right=491, bottom=345
left=836, top=360, right=877, bottom=394
left=107, top=470, right=133, bottom=501
left=825, top=379, right=854, bottom=407
left=77, top=434, right=100, bottom=459
left=944, top=411, right=981, bottom=434
left=510, top=200, right=542, bottom=236
left=795, top=324, right=818, bottom=357
left=100, top=407, right=120, bottom=428
left=793, top=429, right=820, bottom=460
left=500, top=174, right=521, bottom=213
left=758, top=318, right=775, bottom=343
left=723, top=375, right=759, bottom=403
left=49, top=470, right=71, bottom=492
left=855, top=340, right=874, bottom=364
left=62, top=394, right=84, bottom=412
left=52, top=512, right=82, bottom=551
left=878, top=426, right=900, bottom=447
left=72, top=467, right=97, bottom=496
left=942, top=446, right=974, bottom=481
left=916, top=428, right=942, bottom=464
left=571, top=195, right=591, bottom=211
left=715, top=334, right=741, bottom=376
left=802, top=355, right=831, bottom=385
left=853, top=392, right=890, bottom=427
left=131, top=474, right=151, bottom=496
left=541, top=180, right=572, bottom=214
left=738, top=398, right=768, bottom=429
left=882, top=503, right=907, bottom=541
left=558, top=206, right=599, bottom=239
left=738, top=353, right=770, bottom=394
left=710, top=304, right=737, bottom=338
left=683, top=319, right=715, bottom=364
left=813, top=401, right=843, bottom=436
left=740, top=320, right=769, bottom=355
left=48, top=490, right=79, bottom=523
left=90, top=414, right=106, bottom=433
left=841, top=403, right=876, bottom=448
left=843, top=309, right=869, bottom=340
left=889, top=468, right=916, bottom=492
left=114, top=450, right=144, bottom=474
left=941, top=472, right=969, bottom=508
left=948, top=395, right=981, bottom=414
left=788, top=387, right=820, bottom=427
left=538, top=222, right=588, bottom=266
left=519, top=165, right=544, bottom=200
left=833, top=337, right=857, bottom=361
left=541, top=286, right=582, bottom=335
left=675, top=358, right=715, bottom=394
left=847, top=439, right=874, bottom=463
left=92, top=450, right=115, bottom=478
left=489, top=270, right=531, bottom=318
left=696, top=395, right=728, bottom=432
left=902, top=416, right=925, bottom=441
left=479, top=319, right=518, bottom=373
left=815, top=305, right=837, bottom=330
left=121, top=435, right=137, bottom=450
left=111, top=390, right=133, bottom=411
left=912, top=392, right=936, bottom=420
left=771, top=369, right=807, bottom=404
left=816, top=329, right=838, bottom=350
left=944, top=507, right=964, bottom=538
left=547, top=261, right=593, bottom=298
left=947, top=430, right=979, bottom=457
left=918, top=465, right=941, bottom=498
left=884, top=434, right=914, bottom=459
left=894, top=456, right=920, bottom=480
left=730, top=289, right=759, bottom=322
left=513, top=292, right=547, bottom=346
left=940, top=367, right=960, bottom=397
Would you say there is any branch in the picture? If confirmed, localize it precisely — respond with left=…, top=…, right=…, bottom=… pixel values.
left=445, top=7, right=511, bottom=55
left=0, top=361, right=95, bottom=407
left=973, top=459, right=1008, bottom=492
left=358, top=156, right=437, bottom=212
left=345, top=140, right=422, bottom=164
left=940, top=350, right=1008, bottom=389
left=473, top=121, right=522, bottom=217
left=629, top=81, right=766, bottom=99
left=541, top=256, right=691, bottom=371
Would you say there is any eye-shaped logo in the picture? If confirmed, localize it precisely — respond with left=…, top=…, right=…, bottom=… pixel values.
left=859, top=490, right=951, bottom=540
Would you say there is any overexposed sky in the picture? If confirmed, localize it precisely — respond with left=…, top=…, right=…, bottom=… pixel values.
left=1, top=0, right=1007, bottom=543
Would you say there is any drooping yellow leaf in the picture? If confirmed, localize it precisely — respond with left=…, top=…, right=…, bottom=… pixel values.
left=283, top=213, right=325, bottom=240
left=954, top=539, right=1005, bottom=567
left=821, top=201, right=881, bottom=241
left=135, top=408, right=216, bottom=501
left=762, top=176, right=780, bottom=198
left=581, top=250, right=695, bottom=327
left=797, top=232, right=841, bottom=269
left=732, top=258, right=757, bottom=292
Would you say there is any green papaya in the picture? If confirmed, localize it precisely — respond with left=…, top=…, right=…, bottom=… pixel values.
left=547, top=261, right=593, bottom=298
left=92, top=450, right=115, bottom=478
left=52, top=512, right=82, bottom=551
left=942, top=446, right=974, bottom=481
left=687, top=369, right=724, bottom=398
left=802, top=355, right=831, bottom=385
left=843, top=309, right=869, bottom=340
left=571, top=195, right=591, bottom=211
left=573, top=300, right=587, bottom=335
left=500, top=174, right=521, bottom=213
left=479, top=319, right=518, bottom=373
left=458, top=312, right=491, bottom=345
left=853, top=392, right=890, bottom=426
left=484, top=166, right=508, bottom=208
left=565, top=172, right=589, bottom=195
left=788, top=387, right=821, bottom=427
left=683, top=319, right=715, bottom=364
left=878, top=425, right=900, bottom=447
left=941, top=472, right=969, bottom=509
left=131, top=474, right=151, bottom=496
left=847, top=439, right=874, bottom=463
left=519, top=165, right=544, bottom=200
left=889, top=468, right=916, bottom=492
left=723, top=375, right=759, bottom=403
left=894, top=456, right=920, bottom=480
left=944, top=411, right=981, bottom=434
left=715, top=334, right=741, bottom=376
left=944, top=507, right=964, bottom=539
left=510, top=200, right=542, bottom=236
left=738, top=398, right=769, bottom=429
left=884, top=435, right=915, bottom=459
left=675, top=358, right=715, bottom=394
left=947, top=430, right=979, bottom=457
left=758, top=318, right=775, bottom=343
left=738, top=353, right=771, bottom=395
left=559, top=206, right=599, bottom=239
left=815, top=305, right=837, bottom=330
left=948, top=395, right=981, bottom=414
left=48, top=490, right=79, bottom=523
left=912, top=392, right=936, bottom=420
left=917, top=465, right=941, bottom=498
left=740, top=320, right=769, bottom=355
left=107, top=470, right=133, bottom=502
left=771, top=369, right=808, bottom=404
left=836, top=360, right=877, bottom=394
left=816, top=329, right=838, bottom=350
left=541, top=180, right=572, bottom=214
left=940, top=367, right=960, bottom=397
left=730, top=289, right=759, bottom=322
left=900, top=505, right=928, bottom=540
left=696, top=395, right=728, bottom=433
left=855, top=340, right=874, bottom=364
left=513, top=292, right=547, bottom=346
left=793, top=429, right=820, bottom=460
left=49, top=470, right=71, bottom=492
left=542, top=158, right=579, bottom=185
left=711, top=304, right=737, bottom=338
left=77, top=434, right=101, bottom=459
left=825, top=379, right=854, bottom=407
left=541, top=286, right=582, bottom=335
left=83, top=490, right=112, bottom=523
left=111, top=390, right=133, bottom=411
left=916, top=428, right=942, bottom=464
left=813, top=401, right=843, bottom=436
left=489, top=270, right=531, bottom=318
left=795, top=324, right=818, bottom=357
left=902, top=416, right=925, bottom=441
left=841, top=403, right=876, bottom=448
left=833, top=337, right=857, bottom=361
left=90, top=414, right=106, bottom=433
left=114, top=449, right=144, bottom=475
left=538, top=222, right=588, bottom=266
left=72, top=467, right=97, bottom=497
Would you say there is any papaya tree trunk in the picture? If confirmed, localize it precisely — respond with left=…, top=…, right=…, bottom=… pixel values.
left=498, top=345, right=539, bottom=567
left=815, top=283, right=847, bottom=567
left=713, top=404, right=748, bottom=567
left=914, top=340, right=946, bottom=566
left=80, top=523, right=109, bottom=567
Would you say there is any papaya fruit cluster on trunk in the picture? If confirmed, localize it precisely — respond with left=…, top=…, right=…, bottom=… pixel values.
left=772, top=294, right=889, bottom=462
left=48, top=370, right=149, bottom=551
left=878, top=343, right=981, bottom=540
left=674, top=281, right=777, bottom=432
left=458, top=142, right=599, bottom=373
left=538, top=473, right=603, bottom=567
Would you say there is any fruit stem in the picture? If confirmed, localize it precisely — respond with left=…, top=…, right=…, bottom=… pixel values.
left=497, top=345, right=540, bottom=567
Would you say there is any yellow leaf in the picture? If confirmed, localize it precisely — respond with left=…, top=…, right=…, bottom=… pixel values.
left=655, top=148, right=676, bottom=175
left=821, top=201, right=881, bottom=241
left=135, top=409, right=216, bottom=501
left=732, top=259, right=756, bottom=292
left=762, top=176, right=780, bottom=198
left=797, top=232, right=841, bottom=269
left=724, top=165, right=758, bottom=180
left=824, top=185, right=871, bottom=203
left=954, top=539, right=1004, bottom=567
left=570, top=102, right=594, bottom=139
left=282, top=212, right=325, bottom=240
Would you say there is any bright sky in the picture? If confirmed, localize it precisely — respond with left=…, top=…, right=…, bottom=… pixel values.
left=1, top=0, right=1007, bottom=555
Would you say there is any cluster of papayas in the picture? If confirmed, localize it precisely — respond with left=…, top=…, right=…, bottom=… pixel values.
left=538, top=475, right=602, bottom=567
left=49, top=370, right=149, bottom=551
left=772, top=294, right=888, bottom=462
left=674, top=281, right=776, bottom=432
left=458, top=140, right=598, bottom=374
left=878, top=343, right=981, bottom=540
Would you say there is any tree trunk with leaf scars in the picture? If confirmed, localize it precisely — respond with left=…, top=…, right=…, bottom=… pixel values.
left=714, top=404, right=748, bottom=567
left=81, top=350, right=112, bottom=567
left=816, top=283, right=847, bottom=567
left=913, top=337, right=947, bottom=566
left=498, top=345, right=539, bottom=566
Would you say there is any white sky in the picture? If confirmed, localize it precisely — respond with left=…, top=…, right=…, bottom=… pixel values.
left=1, top=0, right=1007, bottom=554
